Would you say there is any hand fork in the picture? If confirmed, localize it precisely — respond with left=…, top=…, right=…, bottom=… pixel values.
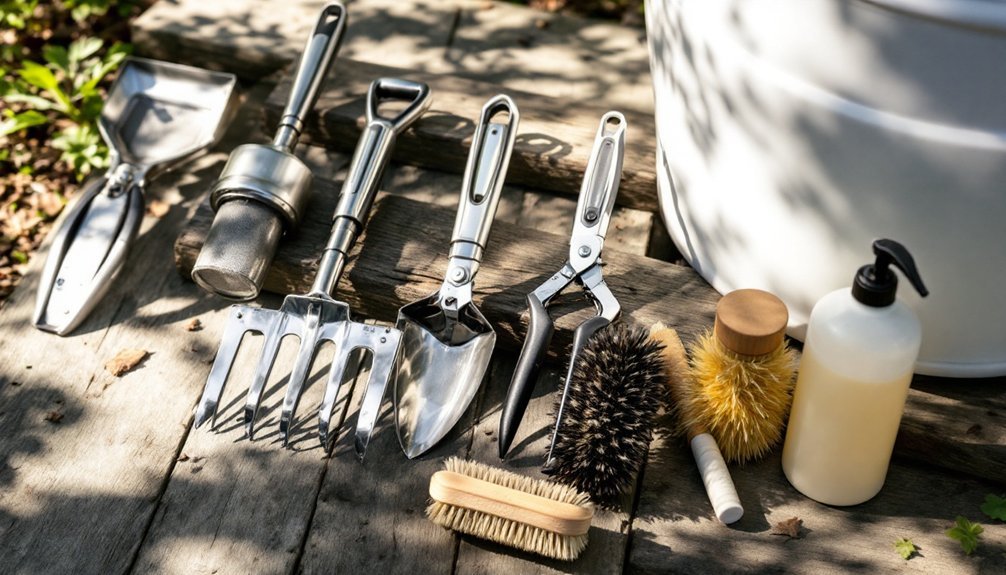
left=194, top=79, right=431, bottom=457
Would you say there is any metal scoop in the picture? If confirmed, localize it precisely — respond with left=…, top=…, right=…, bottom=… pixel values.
left=394, top=95, right=520, bottom=459
left=33, top=57, right=237, bottom=335
left=194, top=78, right=432, bottom=457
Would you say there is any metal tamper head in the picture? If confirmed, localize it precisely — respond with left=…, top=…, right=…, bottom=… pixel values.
left=191, top=2, right=346, bottom=300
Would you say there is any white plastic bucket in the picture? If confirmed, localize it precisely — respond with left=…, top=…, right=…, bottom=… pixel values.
left=645, top=0, right=1006, bottom=377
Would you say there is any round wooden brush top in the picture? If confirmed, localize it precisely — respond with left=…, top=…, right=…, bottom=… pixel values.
left=689, top=289, right=797, bottom=464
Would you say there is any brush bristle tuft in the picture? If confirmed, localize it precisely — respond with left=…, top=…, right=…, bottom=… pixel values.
left=426, top=458, right=592, bottom=561
left=547, top=323, right=668, bottom=505
left=684, top=332, right=797, bottom=463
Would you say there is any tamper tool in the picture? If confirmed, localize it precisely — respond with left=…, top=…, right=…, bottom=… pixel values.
left=192, top=2, right=347, bottom=300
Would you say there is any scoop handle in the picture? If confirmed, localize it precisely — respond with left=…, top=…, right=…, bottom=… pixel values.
left=446, top=95, right=519, bottom=284
left=273, top=2, right=347, bottom=151
left=691, top=433, right=744, bottom=524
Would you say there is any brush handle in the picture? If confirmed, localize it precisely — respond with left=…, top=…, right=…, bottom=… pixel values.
left=429, top=470, right=592, bottom=536
left=691, top=433, right=744, bottom=524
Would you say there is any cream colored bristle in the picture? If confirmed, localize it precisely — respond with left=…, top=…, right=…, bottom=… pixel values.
left=426, top=458, right=593, bottom=561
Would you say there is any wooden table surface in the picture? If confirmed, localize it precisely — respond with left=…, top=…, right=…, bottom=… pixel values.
left=1, top=1, right=1004, bottom=574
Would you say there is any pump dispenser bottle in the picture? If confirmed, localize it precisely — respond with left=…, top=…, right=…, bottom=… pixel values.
left=782, top=239, right=928, bottom=506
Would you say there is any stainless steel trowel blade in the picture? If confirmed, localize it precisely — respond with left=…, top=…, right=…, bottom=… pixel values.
left=394, top=297, right=495, bottom=459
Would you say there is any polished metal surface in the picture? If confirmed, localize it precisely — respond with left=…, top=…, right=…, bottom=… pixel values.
left=193, top=2, right=347, bottom=299
left=195, top=78, right=431, bottom=458
left=191, top=200, right=284, bottom=300
left=33, top=57, right=238, bottom=335
left=394, top=95, right=520, bottom=459
left=498, top=112, right=627, bottom=461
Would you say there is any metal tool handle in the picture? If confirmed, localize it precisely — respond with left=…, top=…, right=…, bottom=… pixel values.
left=311, top=78, right=432, bottom=297
left=273, top=2, right=347, bottom=151
left=498, top=293, right=554, bottom=458
left=569, top=111, right=626, bottom=272
left=437, top=95, right=519, bottom=312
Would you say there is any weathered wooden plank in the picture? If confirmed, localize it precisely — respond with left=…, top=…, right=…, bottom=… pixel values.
left=630, top=437, right=1006, bottom=574
left=261, top=58, right=659, bottom=212
left=131, top=0, right=463, bottom=80
left=175, top=189, right=1006, bottom=488
left=454, top=359, right=635, bottom=574
left=448, top=1, right=653, bottom=113
left=0, top=131, right=245, bottom=575
left=131, top=0, right=653, bottom=113
left=175, top=186, right=712, bottom=356
left=295, top=349, right=487, bottom=575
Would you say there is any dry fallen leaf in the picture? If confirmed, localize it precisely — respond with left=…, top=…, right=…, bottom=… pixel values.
left=105, top=349, right=150, bottom=376
left=185, top=318, right=203, bottom=332
left=772, top=517, right=803, bottom=539
left=44, top=410, right=64, bottom=424
left=146, top=199, right=170, bottom=218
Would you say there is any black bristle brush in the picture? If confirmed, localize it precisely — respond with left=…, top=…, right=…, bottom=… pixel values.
left=545, top=323, right=668, bottom=504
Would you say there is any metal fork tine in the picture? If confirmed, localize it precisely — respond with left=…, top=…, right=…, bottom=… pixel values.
left=243, top=316, right=286, bottom=439
left=279, top=310, right=323, bottom=445
left=353, top=328, right=402, bottom=459
left=318, top=339, right=353, bottom=452
left=194, top=306, right=252, bottom=429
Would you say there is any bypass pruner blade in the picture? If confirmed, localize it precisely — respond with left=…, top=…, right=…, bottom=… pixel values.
left=498, top=111, right=626, bottom=462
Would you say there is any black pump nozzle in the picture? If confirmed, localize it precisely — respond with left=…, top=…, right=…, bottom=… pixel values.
left=852, top=239, right=928, bottom=307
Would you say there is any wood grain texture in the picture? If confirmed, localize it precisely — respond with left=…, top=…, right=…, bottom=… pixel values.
left=630, top=437, right=1006, bottom=575
left=0, top=132, right=243, bottom=575
left=175, top=185, right=714, bottom=358
left=454, top=359, right=636, bottom=574
left=176, top=186, right=1006, bottom=488
left=261, top=57, right=660, bottom=212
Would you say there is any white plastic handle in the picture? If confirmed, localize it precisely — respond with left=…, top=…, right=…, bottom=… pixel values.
left=690, top=433, right=744, bottom=524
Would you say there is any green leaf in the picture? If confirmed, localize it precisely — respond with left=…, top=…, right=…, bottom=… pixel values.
left=893, top=538, right=918, bottom=560
left=0, top=109, right=46, bottom=137
left=18, top=60, right=59, bottom=92
left=981, top=494, right=1006, bottom=522
left=2, top=92, right=58, bottom=111
left=11, top=250, right=28, bottom=264
left=79, top=43, right=129, bottom=94
left=946, top=516, right=983, bottom=556
left=42, top=45, right=70, bottom=75
left=68, top=37, right=103, bottom=69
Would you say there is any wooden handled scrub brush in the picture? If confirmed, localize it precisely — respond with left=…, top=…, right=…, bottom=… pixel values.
left=427, top=457, right=594, bottom=561
left=651, top=324, right=744, bottom=524
left=684, top=289, right=798, bottom=464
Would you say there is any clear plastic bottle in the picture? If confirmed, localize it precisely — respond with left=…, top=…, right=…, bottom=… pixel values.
left=782, top=239, right=928, bottom=506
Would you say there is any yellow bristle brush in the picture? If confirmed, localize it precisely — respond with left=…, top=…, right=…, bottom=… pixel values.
left=685, top=289, right=797, bottom=464
left=651, top=324, right=744, bottom=525
left=427, top=457, right=594, bottom=561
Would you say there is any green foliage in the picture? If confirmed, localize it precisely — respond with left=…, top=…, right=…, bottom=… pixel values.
left=982, top=494, right=1006, bottom=522
left=0, top=0, right=38, bottom=29
left=0, top=109, right=47, bottom=137
left=62, top=0, right=139, bottom=23
left=893, top=538, right=918, bottom=560
left=51, top=123, right=108, bottom=180
left=2, top=36, right=130, bottom=177
left=8, top=37, right=130, bottom=125
left=946, top=516, right=983, bottom=556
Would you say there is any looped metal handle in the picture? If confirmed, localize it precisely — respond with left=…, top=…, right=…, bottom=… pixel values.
left=367, top=77, right=432, bottom=132
left=435, top=94, right=519, bottom=315
left=273, top=2, right=348, bottom=151
left=569, top=110, right=626, bottom=273
left=448, top=94, right=520, bottom=269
